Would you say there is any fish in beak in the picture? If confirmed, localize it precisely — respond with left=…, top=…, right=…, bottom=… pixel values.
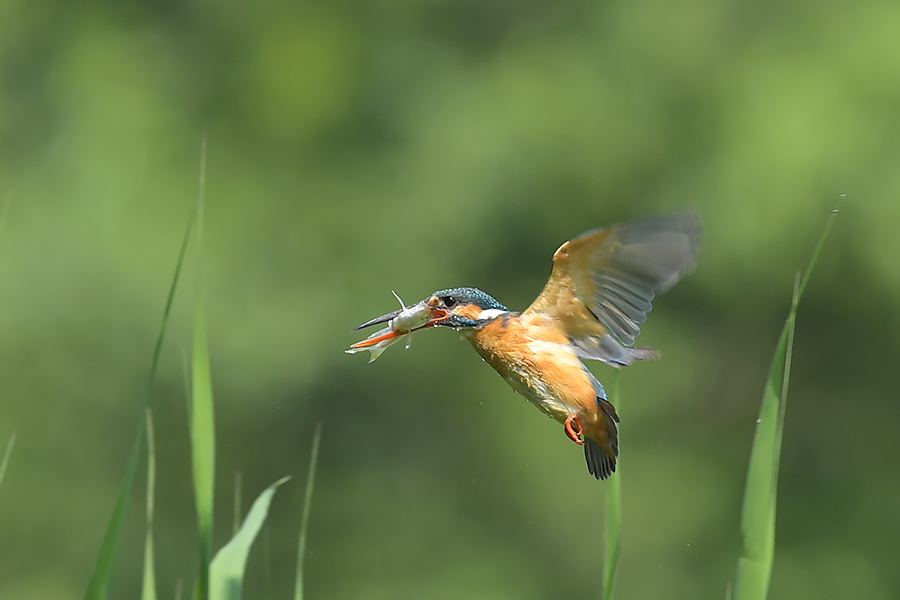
left=346, top=291, right=447, bottom=362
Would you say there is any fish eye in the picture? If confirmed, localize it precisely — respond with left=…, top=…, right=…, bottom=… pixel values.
left=442, top=295, right=457, bottom=308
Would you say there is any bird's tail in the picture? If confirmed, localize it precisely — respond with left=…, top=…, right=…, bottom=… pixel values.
left=583, top=397, right=620, bottom=480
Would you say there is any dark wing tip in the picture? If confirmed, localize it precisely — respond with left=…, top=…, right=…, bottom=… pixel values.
left=584, top=437, right=617, bottom=480
left=612, top=210, right=703, bottom=292
left=587, top=211, right=702, bottom=346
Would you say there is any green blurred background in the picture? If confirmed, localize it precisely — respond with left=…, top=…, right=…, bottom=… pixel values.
left=1, top=0, right=899, bottom=598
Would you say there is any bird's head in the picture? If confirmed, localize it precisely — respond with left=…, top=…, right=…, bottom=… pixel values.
left=422, top=287, right=509, bottom=330
left=348, top=287, right=508, bottom=359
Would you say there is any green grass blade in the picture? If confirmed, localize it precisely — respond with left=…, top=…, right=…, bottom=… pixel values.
left=734, top=301, right=792, bottom=599
left=263, top=523, right=273, bottom=600
left=142, top=409, right=158, bottom=600
left=734, top=203, right=841, bottom=600
left=148, top=206, right=196, bottom=391
left=191, top=134, right=215, bottom=600
left=797, top=196, right=844, bottom=300
left=83, top=148, right=197, bottom=600
left=0, top=433, right=15, bottom=493
left=294, top=423, right=323, bottom=600
left=233, top=472, right=242, bottom=537
left=84, top=425, right=145, bottom=600
left=601, top=372, right=621, bottom=600
left=210, top=477, right=290, bottom=600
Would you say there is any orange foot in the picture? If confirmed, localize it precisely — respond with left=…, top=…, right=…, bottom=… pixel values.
left=564, top=414, right=584, bottom=445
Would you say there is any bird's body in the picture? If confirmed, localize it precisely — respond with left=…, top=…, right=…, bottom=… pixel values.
left=463, top=311, right=621, bottom=478
left=349, top=213, right=702, bottom=479
left=469, top=311, right=595, bottom=423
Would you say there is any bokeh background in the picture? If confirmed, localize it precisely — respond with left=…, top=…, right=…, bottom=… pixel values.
left=2, top=0, right=899, bottom=598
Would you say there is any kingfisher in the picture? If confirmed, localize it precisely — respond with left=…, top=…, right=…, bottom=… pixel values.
left=348, top=213, right=701, bottom=479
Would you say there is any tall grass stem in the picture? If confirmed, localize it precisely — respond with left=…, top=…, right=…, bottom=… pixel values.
left=294, top=423, right=323, bottom=600
left=190, top=133, right=215, bottom=600
left=601, top=372, right=621, bottom=600
left=82, top=134, right=198, bottom=600
left=0, top=433, right=15, bottom=493
left=142, top=410, right=158, bottom=600
left=733, top=202, right=840, bottom=599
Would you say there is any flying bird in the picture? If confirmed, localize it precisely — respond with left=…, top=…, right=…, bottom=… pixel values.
left=348, top=213, right=702, bottom=479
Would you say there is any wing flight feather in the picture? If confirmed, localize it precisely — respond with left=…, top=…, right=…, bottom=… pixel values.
left=523, top=212, right=701, bottom=366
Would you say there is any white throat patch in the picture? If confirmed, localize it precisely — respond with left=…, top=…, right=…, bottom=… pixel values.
left=477, top=308, right=507, bottom=321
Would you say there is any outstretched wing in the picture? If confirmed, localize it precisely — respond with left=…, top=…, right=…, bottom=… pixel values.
left=523, top=212, right=702, bottom=366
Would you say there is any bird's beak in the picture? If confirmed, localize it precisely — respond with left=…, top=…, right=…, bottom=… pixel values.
left=349, top=300, right=448, bottom=350
left=353, top=307, right=403, bottom=331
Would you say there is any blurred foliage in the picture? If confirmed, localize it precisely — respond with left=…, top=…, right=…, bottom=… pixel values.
left=1, top=0, right=899, bottom=598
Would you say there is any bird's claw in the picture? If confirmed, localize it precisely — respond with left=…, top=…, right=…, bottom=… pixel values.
left=564, top=414, right=584, bottom=445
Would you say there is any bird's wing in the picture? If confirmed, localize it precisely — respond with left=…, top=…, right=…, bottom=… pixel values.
left=522, top=212, right=702, bottom=365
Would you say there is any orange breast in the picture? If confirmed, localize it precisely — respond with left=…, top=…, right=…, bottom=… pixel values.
left=467, top=313, right=598, bottom=422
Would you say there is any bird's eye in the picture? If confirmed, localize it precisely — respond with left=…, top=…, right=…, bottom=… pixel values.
left=442, top=296, right=457, bottom=308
